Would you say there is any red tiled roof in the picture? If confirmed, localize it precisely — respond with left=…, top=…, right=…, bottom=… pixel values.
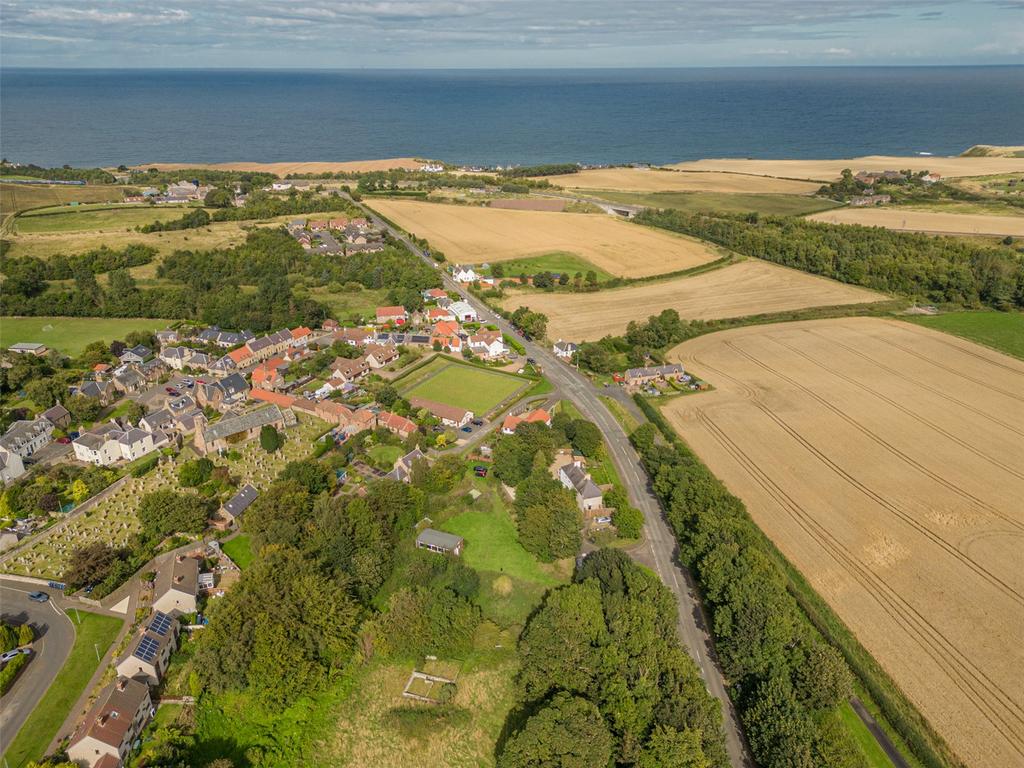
left=379, top=411, right=417, bottom=434
left=93, top=363, right=112, bottom=372
left=249, top=388, right=295, bottom=408
left=409, top=396, right=471, bottom=423
left=376, top=306, right=407, bottom=319
left=228, top=347, right=252, bottom=365
left=291, top=326, right=312, bottom=340
left=432, top=320, right=460, bottom=337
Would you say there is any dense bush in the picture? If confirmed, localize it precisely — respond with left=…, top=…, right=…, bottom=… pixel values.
left=139, top=207, right=210, bottom=232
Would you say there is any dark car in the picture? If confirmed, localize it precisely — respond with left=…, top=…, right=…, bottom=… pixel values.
left=461, top=426, right=472, bottom=433
left=167, top=389, right=180, bottom=397
left=474, top=467, right=488, bottom=478
left=526, top=357, right=536, bottom=365
left=28, top=591, right=49, bottom=603
left=471, top=419, right=484, bottom=426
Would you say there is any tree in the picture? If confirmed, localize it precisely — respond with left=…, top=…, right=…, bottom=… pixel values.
left=259, top=424, right=281, bottom=453
left=137, top=490, right=212, bottom=539
left=570, top=419, right=602, bottom=457
left=376, top=383, right=399, bottom=407
left=497, top=693, right=613, bottom=768
left=515, top=462, right=580, bottom=561
left=637, top=725, right=709, bottom=768
left=606, top=486, right=643, bottom=538
left=63, top=542, right=125, bottom=589
left=178, top=458, right=214, bottom=487
left=69, top=478, right=91, bottom=505
left=66, top=394, right=102, bottom=424
left=279, top=459, right=333, bottom=494
left=792, top=642, right=852, bottom=711
left=205, top=187, right=235, bottom=207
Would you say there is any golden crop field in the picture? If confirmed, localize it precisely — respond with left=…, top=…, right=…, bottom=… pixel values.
left=539, top=167, right=821, bottom=194
left=134, top=158, right=422, bottom=174
left=807, top=207, right=1024, bottom=237
left=369, top=199, right=722, bottom=278
left=664, top=318, right=1024, bottom=768
left=664, top=155, right=1024, bottom=180
left=500, top=260, right=885, bottom=341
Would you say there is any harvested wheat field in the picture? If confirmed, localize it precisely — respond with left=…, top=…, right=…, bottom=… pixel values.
left=808, top=207, right=1024, bottom=238
left=665, top=155, right=1024, bottom=181
left=500, top=260, right=884, bottom=341
left=664, top=317, right=1024, bottom=768
left=134, top=157, right=423, bottom=174
left=537, top=167, right=820, bottom=194
left=369, top=198, right=721, bottom=278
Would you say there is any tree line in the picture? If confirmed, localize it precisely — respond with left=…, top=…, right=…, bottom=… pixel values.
left=497, top=548, right=729, bottom=768
left=2, top=243, right=156, bottom=287
left=139, top=207, right=211, bottom=232
left=636, top=208, right=1024, bottom=310
left=1, top=162, right=115, bottom=184
left=209, top=190, right=361, bottom=222
left=498, top=163, right=579, bottom=178
left=629, top=401, right=913, bottom=768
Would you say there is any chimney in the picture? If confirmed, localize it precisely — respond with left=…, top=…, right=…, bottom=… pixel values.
left=116, top=678, right=127, bottom=691
left=175, top=555, right=184, bottom=563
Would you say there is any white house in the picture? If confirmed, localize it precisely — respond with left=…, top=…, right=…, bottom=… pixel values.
left=158, top=346, right=195, bottom=370
left=152, top=555, right=200, bottom=616
left=451, top=266, right=479, bottom=283
left=0, top=447, right=26, bottom=486
left=0, top=418, right=54, bottom=459
left=115, top=610, right=179, bottom=685
left=73, top=421, right=168, bottom=467
left=66, top=677, right=153, bottom=768
left=448, top=300, right=478, bottom=323
left=559, top=461, right=603, bottom=512
left=272, top=181, right=293, bottom=191
left=468, top=330, right=506, bottom=359
left=552, top=340, right=578, bottom=360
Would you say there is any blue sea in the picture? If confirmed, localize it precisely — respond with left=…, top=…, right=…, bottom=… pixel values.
left=1, top=67, right=1022, bottom=167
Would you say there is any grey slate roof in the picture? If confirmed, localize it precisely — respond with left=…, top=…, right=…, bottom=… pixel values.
left=416, top=528, right=464, bottom=551
left=562, top=463, right=602, bottom=500
left=625, top=363, right=685, bottom=380
left=223, top=484, right=259, bottom=519
left=202, top=405, right=283, bottom=443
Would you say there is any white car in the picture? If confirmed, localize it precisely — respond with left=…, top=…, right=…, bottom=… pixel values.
left=0, top=647, right=32, bottom=664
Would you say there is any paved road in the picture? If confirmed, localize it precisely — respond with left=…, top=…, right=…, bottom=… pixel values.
left=0, top=579, right=75, bottom=750
left=360, top=199, right=753, bottom=767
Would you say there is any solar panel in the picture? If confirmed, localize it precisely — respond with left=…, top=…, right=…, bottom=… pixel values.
left=149, top=612, right=173, bottom=636
left=134, top=635, right=160, bottom=663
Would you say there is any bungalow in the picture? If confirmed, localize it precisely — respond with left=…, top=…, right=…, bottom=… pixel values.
left=112, top=367, right=146, bottom=395
left=423, top=287, right=448, bottom=302
left=624, top=363, right=685, bottom=388
left=427, top=307, right=456, bottom=324
left=7, top=342, right=49, bottom=356
left=451, top=266, right=479, bottom=283
left=159, top=346, right=195, bottom=370
left=501, top=407, right=551, bottom=435
left=468, top=330, right=506, bottom=359
left=115, top=610, right=179, bottom=686
left=377, top=411, right=418, bottom=439
left=364, top=344, right=399, bottom=368
left=385, top=447, right=427, bottom=483
left=118, top=345, right=151, bottom=365
left=41, top=403, right=72, bottom=430
left=330, top=356, right=371, bottom=383
left=309, top=220, right=328, bottom=231
left=66, top=677, right=152, bottom=768
left=0, top=418, right=54, bottom=459
left=334, top=327, right=376, bottom=347
left=220, top=484, right=258, bottom=527
left=152, top=555, right=200, bottom=616
left=272, top=181, right=293, bottom=191
left=850, top=194, right=891, bottom=207
left=155, top=329, right=179, bottom=347
left=415, top=528, right=464, bottom=556
left=0, top=447, right=26, bottom=486
left=559, top=461, right=603, bottom=512
left=552, top=340, right=578, bottom=360
left=376, top=306, right=409, bottom=326
left=197, top=372, right=249, bottom=411
left=78, top=380, right=116, bottom=405
left=329, top=217, right=348, bottom=229
left=409, top=396, right=473, bottom=428
left=194, top=404, right=289, bottom=456
left=448, top=300, right=478, bottom=323
left=92, top=363, right=113, bottom=379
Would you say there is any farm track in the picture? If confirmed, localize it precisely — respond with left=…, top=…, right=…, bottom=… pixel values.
left=694, top=410, right=1024, bottom=760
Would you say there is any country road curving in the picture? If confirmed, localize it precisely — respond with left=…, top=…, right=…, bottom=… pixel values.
left=359, top=196, right=754, bottom=768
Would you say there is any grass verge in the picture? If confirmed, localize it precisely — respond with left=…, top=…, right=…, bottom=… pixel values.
left=2, top=610, right=123, bottom=768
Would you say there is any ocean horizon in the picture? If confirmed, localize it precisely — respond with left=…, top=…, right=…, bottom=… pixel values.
left=2, top=65, right=1022, bottom=168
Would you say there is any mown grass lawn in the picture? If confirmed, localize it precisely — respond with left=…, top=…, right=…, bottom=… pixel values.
left=222, top=533, right=255, bottom=570
left=367, top=443, right=404, bottom=470
left=1, top=611, right=123, bottom=768
left=906, top=310, right=1024, bottom=359
left=401, top=358, right=528, bottom=416
left=475, top=251, right=613, bottom=282
left=0, top=316, right=173, bottom=356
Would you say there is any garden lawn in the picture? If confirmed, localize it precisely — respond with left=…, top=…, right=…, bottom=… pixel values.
left=906, top=311, right=1024, bottom=359
left=367, top=444, right=404, bottom=470
left=402, top=359, right=528, bottom=416
left=222, top=534, right=255, bottom=570
left=475, top=251, right=612, bottom=282
left=0, top=316, right=174, bottom=357
left=1, top=611, right=122, bottom=768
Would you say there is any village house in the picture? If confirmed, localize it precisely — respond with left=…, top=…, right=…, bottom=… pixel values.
left=468, top=329, right=506, bottom=359
left=850, top=194, right=891, bottom=206
left=330, top=356, right=371, bottom=383
left=159, top=346, right=195, bottom=370
left=152, top=555, right=200, bottom=616
left=448, top=300, right=478, bottom=323
left=416, top=528, right=464, bottom=556
left=364, top=344, right=399, bottom=368
left=115, top=610, right=179, bottom=686
left=376, top=306, right=409, bottom=326
left=112, top=367, right=146, bottom=395
left=624, top=363, right=685, bottom=388
left=559, top=460, right=604, bottom=512
left=197, top=327, right=254, bottom=348
left=118, top=345, right=151, bottom=365
left=386, top=447, right=427, bottom=483
left=41, top=403, right=72, bottom=430
left=155, top=329, right=179, bottom=347
left=77, top=380, right=116, bottom=405
left=194, top=404, right=291, bottom=455
left=333, top=327, right=377, bottom=347
left=409, top=396, right=473, bottom=428
left=0, top=418, right=54, bottom=459
left=552, top=340, right=578, bottom=360
left=72, top=421, right=169, bottom=467
left=423, top=287, right=448, bottom=302
left=220, top=484, right=258, bottom=528
left=196, top=372, right=249, bottom=412
left=166, top=180, right=199, bottom=198
left=451, top=265, right=479, bottom=283
left=0, top=447, right=26, bottom=486
left=377, top=411, right=418, bottom=439
left=431, top=320, right=463, bottom=353
left=66, top=676, right=153, bottom=768
left=426, top=306, right=456, bottom=324
left=250, top=357, right=287, bottom=390
left=92, top=363, right=113, bottom=379
left=7, top=342, right=49, bottom=356
left=244, top=329, right=293, bottom=363
left=501, top=407, right=551, bottom=435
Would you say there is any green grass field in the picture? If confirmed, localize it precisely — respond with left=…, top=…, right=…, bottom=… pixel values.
left=906, top=311, right=1024, bottom=359
left=839, top=702, right=898, bottom=768
left=15, top=205, right=192, bottom=233
left=400, top=357, right=528, bottom=416
left=586, top=189, right=842, bottom=217
left=2, top=610, right=123, bottom=768
left=0, top=316, right=173, bottom=356
left=474, top=251, right=613, bottom=282
left=367, top=444, right=404, bottom=470
left=222, top=534, right=255, bottom=570
left=309, top=285, right=390, bottom=324
left=1, top=183, right=127, bottom=218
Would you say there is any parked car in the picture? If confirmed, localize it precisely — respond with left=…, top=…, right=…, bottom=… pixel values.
left=461, top=426, right=472, bottom=433
left=0, top=648, right=32, bottom=663
left=471, top=419, right=484, bottom=426
left=526, top=357, right=536, bottom=365
left=474, top=468, right=488, bottom=478
left=27, top=591, right=49, bottom=603
left=164, top=386, right=176, bottom=393
left=56, top=437, right=72, bottom=444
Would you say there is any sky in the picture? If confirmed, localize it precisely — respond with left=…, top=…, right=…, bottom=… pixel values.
left=1, top=0, right=1022, bottom=69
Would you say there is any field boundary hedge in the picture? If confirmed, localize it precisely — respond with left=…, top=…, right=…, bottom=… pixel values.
left=633, top=394, right=963, bottom=768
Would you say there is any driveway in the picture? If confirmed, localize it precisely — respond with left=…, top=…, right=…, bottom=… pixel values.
left=133, top=373, right=197, bottom=410
left=0, top=579, right=75, bottom=748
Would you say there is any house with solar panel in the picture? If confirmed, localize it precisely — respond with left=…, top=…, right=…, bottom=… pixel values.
left=115, top=610, right=179, bottom=686
left=152, top=555, right=200, bottom=617
left=66, top=676, right=153, bottom=768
